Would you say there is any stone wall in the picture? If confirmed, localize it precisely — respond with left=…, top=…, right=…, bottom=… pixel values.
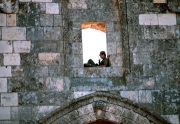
left=0, top=0, right=179, bottom=124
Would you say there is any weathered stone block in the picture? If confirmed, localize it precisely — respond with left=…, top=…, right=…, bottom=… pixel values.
left=32, top=0, right=52, bottom=2
left=48, top=66, right=64, bottom=77
left=106, top=22, right=114, bottom=32
left=120, top=91, right=139, bottom=102
left=161, top=115, right=180, bottom=124
left=2, top=27, right=26, bottom=40
left=73, top=91, right=95, bottom=99
left=11, top=107, right=19, bottom=119
left=54, top=15, right=63, bottom=26
left=133, top=52, right=151, bottom=64
left=6, top=14, right=16, bottom=26
left=17, top=14, right=28, bottom=26
left=153, top=0, right=167, bottom=3
left=158, top=14, right=176, bottom=25
left=68, top=0, right=87, bottom=9
left=27, top=27, right=44, bottom=40
left=0, top=121, right=19, bottom=124
left=3, top=54, right=20, bottom=65
left=0, top=107, right=11, bottom=119
left=139, top=14, right=158, bottom=25
left=19, top=106, right=32, bottom=120
left=106, top=32, right=121, bottom=42
left=73, top=42, right=83, bottom=54
left=0, top=78, right=7, bottom=92
left=31, top=41, right=58, bottom=53
left=0, top=14, right=6, bottom=26
left=19, top=0, right=31, bottom=2
left=107, top=42, right=117, bottom=54
left=54, top=92, right=73, bottom=105
left=28, top=65, right=48, bottom=77
left=46, top=3, right=59, bottom=14
left=44, top=27, right=62, bottom=40
left=33, top=106, right=59, bottom=120
left=139, top=90, right=152, bottom=103
left=0, top=27, right=1, bottom=40
left=77, top=104, right=94, bottom=116
left=0, top=66, right=12, bottom=77
left=37, top=92, right=55, bottom=105
left=40, top=14, right=53, bottom=26
left=0, top=41, right=12, bottom=53
left=28, top=14, right=40, bottom=26
left=1, top=93, right=18, bottom=106
left=13, top=41, right=31, bottom=53
left=18, top=92, right=38, bottom=105
left=46, top=77, right=64, bottom=91
left=38, top=53, right=60, bottom=65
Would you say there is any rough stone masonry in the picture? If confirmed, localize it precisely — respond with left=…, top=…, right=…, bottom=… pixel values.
left=0, top=0, right=180, bottom=124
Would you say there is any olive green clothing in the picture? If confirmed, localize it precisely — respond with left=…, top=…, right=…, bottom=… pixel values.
left=100, top=58, right=109, bottom=67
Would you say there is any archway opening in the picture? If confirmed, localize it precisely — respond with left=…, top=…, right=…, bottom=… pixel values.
left=87, top=119, right=116, bottom=124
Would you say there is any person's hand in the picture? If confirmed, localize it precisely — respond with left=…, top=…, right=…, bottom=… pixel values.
left=107, top=54, right=110, bottom=58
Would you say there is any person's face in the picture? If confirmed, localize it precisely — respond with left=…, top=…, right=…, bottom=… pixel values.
left=100, top=54, right=105, bottom=59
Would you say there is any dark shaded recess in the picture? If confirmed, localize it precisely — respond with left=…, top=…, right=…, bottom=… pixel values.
left=28, top=3, right=41, bottom=14
left=0, top=54, right=3, bottom=66
left=145, top=3, right=167, bottom=13
left=17, top=14, right=28, bottom=26
left=168, top=0, right=180, bottom=13
left=11, top=0, right=16, bottom=6
left=19, top=3, right=28, bottom=13
left=87, top=119, right=116, bottom=124
left=20, top=53, right=39, bottom=66
left=17, top=14, right=40, bottom=26
left=10, top=77, right=26, bottom=92
left=0, top=0, right=2, bottom=3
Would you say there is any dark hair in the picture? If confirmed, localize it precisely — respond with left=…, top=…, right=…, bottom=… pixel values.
left=100, top=51, right=106, bottom=56
left=100, top=51, right=106, bottom=55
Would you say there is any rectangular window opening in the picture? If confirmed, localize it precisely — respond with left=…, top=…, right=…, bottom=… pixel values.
left=82, top=22, right=108, bottom=67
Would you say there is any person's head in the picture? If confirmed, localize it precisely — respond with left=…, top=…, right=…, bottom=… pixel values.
left=99, top=51, right=106, bottom=59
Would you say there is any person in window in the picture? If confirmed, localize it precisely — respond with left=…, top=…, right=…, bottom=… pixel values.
left=84, top=51, right=110, bottom=67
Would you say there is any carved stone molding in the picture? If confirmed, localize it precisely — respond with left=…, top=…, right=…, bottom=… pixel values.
left=94, top=100, right=106, bottom=110
left=0, top=0, right=19, bottom=13
left=37, top=91, right=170, bottom=124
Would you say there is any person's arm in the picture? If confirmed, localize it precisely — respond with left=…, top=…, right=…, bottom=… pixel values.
left=99, top=59, right=109, bottom=67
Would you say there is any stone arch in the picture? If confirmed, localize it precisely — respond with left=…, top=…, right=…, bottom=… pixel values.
left=37, top=91, right=170, bottom=124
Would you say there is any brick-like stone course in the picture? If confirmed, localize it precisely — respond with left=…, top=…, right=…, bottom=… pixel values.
left=13, top=41, right=31, bottom=53
left=139, top=14, right=176, bottom=26
left=0, top=78, right=7, bottom=92
left=0, top=41, right=12, bottom=53
left=3, top=54, right=20, bottom=65
left=153, top=0, right=167, bottom=3
left=1, top=93, right=18, bottom=106
left=2, top=27, right=26, bottom=40
left=6, top=14, right=16, bottom=26
left=0, top=107, right=11, bottom=120
left=46, top=3, right=59, bottom=14
left=0, top=66, right=12, bottom=77
left=32, top=0, right=52, bottom=2
left=0, top=14, right=6, bottom=26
